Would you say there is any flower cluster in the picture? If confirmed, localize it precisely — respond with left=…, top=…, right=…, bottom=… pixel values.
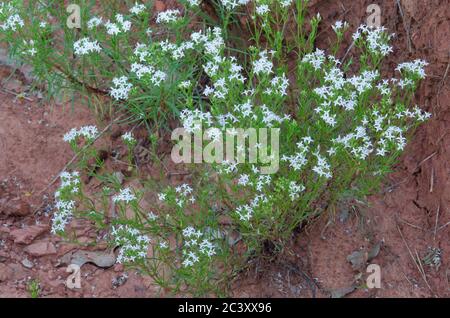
left=396, top=59, right=428, bottom=79
left=105, top=14, right=131, bottom=35
left=51, top=171, right=81, bottom=234
left=73, top=37, right=101, bottom=56
left=0, top=3, right=24, bottom=32
left=87, top=16, right=102, bottom=29
left=156, top=9, right=181, bottom=24
left=353, top=25, right=394, bottom=56
left=220, top=0, right=251, bottom=11
left=182, top=226, right=216, bottom=267
left=121, top=131, right=137, bottom=146
left=22, top=40, right=37, bottom=57
left=158, top=184, right=196, bottom=209
left=186, top=0, right=201, bottom=6
left=110, top=76, right=133, bottom=100
left=63, top=126, right=99, bottom=143
left=332, top=20, right=349, bottom=33
left=113, top=187, right=137, bottom=204
left=252, top=50, right=273, bottom=75
left=112, top=225, right=150, bottom=263
left=130, top=3, right=146, bottom=15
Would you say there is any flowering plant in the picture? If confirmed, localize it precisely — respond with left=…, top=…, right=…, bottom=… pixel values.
left=1, top=0, right=430, bottom=296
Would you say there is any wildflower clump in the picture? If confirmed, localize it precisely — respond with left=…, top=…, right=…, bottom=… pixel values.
left=51, top=171, right=80, bottom=234
left=1, top=0, right=432, bottom=296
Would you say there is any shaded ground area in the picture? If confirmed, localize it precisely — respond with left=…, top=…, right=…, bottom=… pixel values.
left=0, top=67, right=162, bottom=297
left=1, top=0, right=449, bottom=298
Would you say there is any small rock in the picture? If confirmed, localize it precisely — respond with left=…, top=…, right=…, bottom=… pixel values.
left=1, top=200, right=32, bottom=217
left=112, top=273, right=128, bottom=289
left=0, top=263, right=13, bottom=282
left=330, top=285, right=356, bottom=298
left=24, top=241, right=57, bottom=257
left=3, top=79, right=23, bottom=93
left=10, top=225, right=48, bottom=244
left=0, top=251, right=8, bottom=262
left=0, top=226, right=10, bottom=238
left=60, top=249, right=116, bottom=268
left=21, top=258, right=34, bottom=269
left=347, top=249, right=368, bottom=271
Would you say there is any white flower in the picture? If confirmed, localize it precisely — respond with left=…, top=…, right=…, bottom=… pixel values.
left=63, top=126, right=98, bottom=142
left=199, top=239, right=216, bottom=257
left=334, top=125, right=373, bottom=160
left=253, top=50, right=273, bottom=75
left=110, top=76, right=133, bottom=100
left=175, top=184, right=194, bottom=198
left=220, top=0, right=250, bottom=10
left=187, top=0, right=201, bottom=6
left=151, top=70, right=167, bottom=86
left=105, top=14, right=131, bottom=35
left=156, top=9, right=181, bottom=24
left=87, top=16, right=103, bottom=29
left=235, top=204, right=253, bottom=222
left=131, top=62, right=154, bottom=79
left=159, top=241, right=168, bottom=249
left=265, top=73, right=290, bottom=96
left=348, top=70, right=379, bottom=94
left=63, top=128, right=79, bottom=143
left=112, top=225, right=150, bottom=263
left=280, top=0, right=293, bottom=8
left=0, top=14, right=24, bottom=31
left=354, top=25, right=393, bottom=56
left=302, top=49, right=325, bottom=70
left=178, top=81, right=192, bottom=89
left=22, top=40, right=37, bottom=57
left=112, top=188, right=136, bottom=203
left=148, top=211, right=158, bottom=221
left=289, top=182, right=305, bottom=201
left=51, top=200, right=75, bottom=234
left=332, top=20, right=349, bottom=33
left=130, top=3, right=146, bottom=15
left=238, top=174, right=250, bottom=186
left=122, top=131, right=136, bottom=144
left=79, top=125, right=99, bottom=140
left=312, top=153, right=332, bottom=179
left=130, top=62, right=166, bottom=85
left=133, top=43, right=150, bottom=62
left=158, top=193, right=166, bottom=201
left=281, top=137, right=312, bottom=171
left=105, top=22, right=119, bottom=35
left=182, top=226, right=216, bottom=267
left=73, top=37, right=101, bottom=55
left=396, top=59, right=428, bottom=79
left=183, top=226, right=197, bottom=238
left=256, top=4, right=270, bottom=15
